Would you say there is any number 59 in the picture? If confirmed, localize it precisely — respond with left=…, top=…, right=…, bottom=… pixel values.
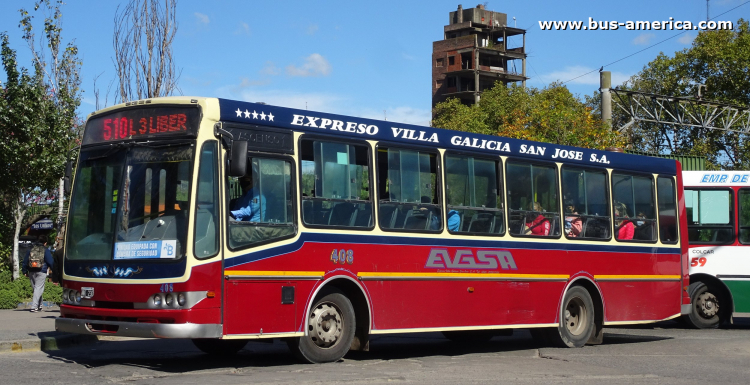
left=690, top=257, right=707, bottom=267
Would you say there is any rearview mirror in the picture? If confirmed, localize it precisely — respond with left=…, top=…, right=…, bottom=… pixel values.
left=229, top=140, right=248, bottom=177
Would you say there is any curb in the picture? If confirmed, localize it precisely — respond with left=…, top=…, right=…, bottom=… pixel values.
left=0, top=333, right=99, bottom=354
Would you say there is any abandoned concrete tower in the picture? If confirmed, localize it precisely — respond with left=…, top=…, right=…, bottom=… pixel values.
left=432, top=4, right=528, bottom=109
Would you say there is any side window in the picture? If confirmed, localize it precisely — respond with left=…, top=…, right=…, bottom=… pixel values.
left=612, top=173, right=656, bottom=242
left=686, top=189, right=734, bottom=245
left=377, top=147, right=441, bottom=232
left=506, top=161, right=560, bottom=237
left=740, top=189, right=750, bottom=244
left=657, top=176, right=678, bottom=244
left=561, top=167, right=610, bottom=240
left=444, top=154, right=503, bottom=235
left=227, top=157, right=295, bottom=249
left=300, top=139, right=372, bottom=229
left=194, top=141, right=219, bottom=258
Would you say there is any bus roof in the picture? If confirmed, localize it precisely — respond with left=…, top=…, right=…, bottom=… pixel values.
left=215, top=98, right=676, bottom=175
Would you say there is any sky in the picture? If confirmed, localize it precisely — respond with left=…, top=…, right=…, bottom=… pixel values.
left=0, top=0, right=747, bottom=127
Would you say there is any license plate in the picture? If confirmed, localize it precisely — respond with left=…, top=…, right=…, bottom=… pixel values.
left=81, top=287, right=94, bottom=299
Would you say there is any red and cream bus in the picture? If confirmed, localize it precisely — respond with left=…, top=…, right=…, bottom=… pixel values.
left=57, top=97, right=690, bottom=363
left=682, top=171, right=750, bottom=328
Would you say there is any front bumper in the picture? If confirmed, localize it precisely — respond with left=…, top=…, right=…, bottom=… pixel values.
left=56, top=317, right=222, bottom=339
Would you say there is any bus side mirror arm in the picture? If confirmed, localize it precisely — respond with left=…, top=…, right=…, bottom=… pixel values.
left=215, top=123, right=247, bottom=177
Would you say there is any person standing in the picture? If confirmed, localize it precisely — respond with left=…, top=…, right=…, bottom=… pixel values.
left=22, top=235, right=54, bottom=313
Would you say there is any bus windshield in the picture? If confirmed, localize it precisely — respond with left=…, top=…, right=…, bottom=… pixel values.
left=67, top=144, right=194, bottom=261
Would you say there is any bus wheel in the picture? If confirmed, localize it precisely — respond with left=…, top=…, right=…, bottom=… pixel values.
left=288, top=291, right=355, bottom=363
left=686, top=282, right=721, bottom=329
left=192, top=339, right=248, bottom=355
left=553, top=286, right=595, bottom=348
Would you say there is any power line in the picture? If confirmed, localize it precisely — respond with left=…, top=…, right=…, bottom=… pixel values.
left=562, top=0, right=749, bottom=85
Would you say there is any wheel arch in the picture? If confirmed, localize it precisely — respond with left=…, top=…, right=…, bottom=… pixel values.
left=305, top=275, right=372, bottom=351
left=689, top=273, right=735, bottom=315
left=560, top=275, right=605, bottom=344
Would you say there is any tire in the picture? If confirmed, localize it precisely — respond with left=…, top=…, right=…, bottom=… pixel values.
left=192, top=338, right=248, bottom=355
left=287, top=291, right=355, bottom=363
left=551, top=286, right=595, bottom=348
left=442, top=330, right=496, bottom=343
left=685, top=282, right=722, bottom=329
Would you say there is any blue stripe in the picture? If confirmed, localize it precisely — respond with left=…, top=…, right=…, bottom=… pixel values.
left=225, top=232, right=680, bottom=268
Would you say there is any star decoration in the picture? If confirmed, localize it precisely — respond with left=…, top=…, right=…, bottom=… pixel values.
left=267, top=113, right=274, bottom=122
left=243, top=109, right=251, bottom=118
left=252, top=110, right=258, bottom=119
left=235, top=108, right=242, bottom=117
left=260, top=112, right=266, bottom=120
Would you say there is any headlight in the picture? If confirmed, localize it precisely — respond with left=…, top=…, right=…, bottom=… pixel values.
left=68, top=290, right=77, bottom=302
left=177, top=293, right=186, bottom=306
left=153, top=294, right=162, bottom=307
left=74, top=292, right=81, bottom=303
left=165, top=293, right=175, bottom=307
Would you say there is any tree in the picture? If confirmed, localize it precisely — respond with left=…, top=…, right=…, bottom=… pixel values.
left=113, top=0, right=181, bottom=103
left=618, top=19, right=750, bottom=169
left=0, top=0, right=81, bottom=280
left=432, top=82, right=625, bottom=150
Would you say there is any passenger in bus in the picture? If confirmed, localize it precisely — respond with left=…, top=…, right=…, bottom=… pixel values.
left=231, top=174, right=266, bottom=222
left=615, top=202, right=634, bottom=240
left=525, top=202, right=550, bottom=236
left=447, top=209, right=460, bottom=232
left=564, top=201, right=583, bottom=238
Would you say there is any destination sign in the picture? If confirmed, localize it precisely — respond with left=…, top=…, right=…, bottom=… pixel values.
left=83, top=105, right=200, bottom=145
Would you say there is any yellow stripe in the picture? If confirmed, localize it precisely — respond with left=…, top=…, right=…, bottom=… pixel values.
left=224, top=270, right=325, bottom=277
left=595, top=275, right=681, bottom=280
left=357, top=272, right=569, bottom=279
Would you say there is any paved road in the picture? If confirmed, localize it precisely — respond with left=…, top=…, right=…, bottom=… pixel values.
left=3, top=320, right=750, bottom=384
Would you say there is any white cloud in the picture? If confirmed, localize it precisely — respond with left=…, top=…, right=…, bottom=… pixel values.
left=235, top=22, right=250, bottom=36
left=538, top=66, right=630, bottom=86
left=678, top=33, right=694, bottom=45
left=194, top=12, right=210, bottom=24
left=632, top=33, right=656, bottom=45
left=402, top=53, right=416, bottom=61
left=286, top=53, right=332, bottom=77
left=260, top=61, right=280, bottom=76
left=307, top=24, right=319, bottom=35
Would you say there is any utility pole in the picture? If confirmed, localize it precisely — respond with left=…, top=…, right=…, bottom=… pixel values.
left=600, top=70, right=612, bottom=128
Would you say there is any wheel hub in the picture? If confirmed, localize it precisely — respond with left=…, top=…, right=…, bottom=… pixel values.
left=308, top=303, right=343, bottom=348
left=564, top=297, right=587, bottom=336
left=697, top=292, right=719, bottom=318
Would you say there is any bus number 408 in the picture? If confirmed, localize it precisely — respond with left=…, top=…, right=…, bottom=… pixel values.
left=330, top=249, right=354, bottom=265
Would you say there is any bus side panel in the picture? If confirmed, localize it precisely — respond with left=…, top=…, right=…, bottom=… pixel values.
left=598, top=281, right=681, bottom=321
left=224, top=281, right=296, bottom=335
left=725, top=280, right=750, bottom=313
left=364, top=281, right=563, bottom=330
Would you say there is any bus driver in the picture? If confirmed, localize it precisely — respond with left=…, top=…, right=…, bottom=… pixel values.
left=231, top=174, right=266, bottom=222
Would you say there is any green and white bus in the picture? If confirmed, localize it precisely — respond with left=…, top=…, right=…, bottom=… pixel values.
left=684, top=170, right=750, bottom=328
